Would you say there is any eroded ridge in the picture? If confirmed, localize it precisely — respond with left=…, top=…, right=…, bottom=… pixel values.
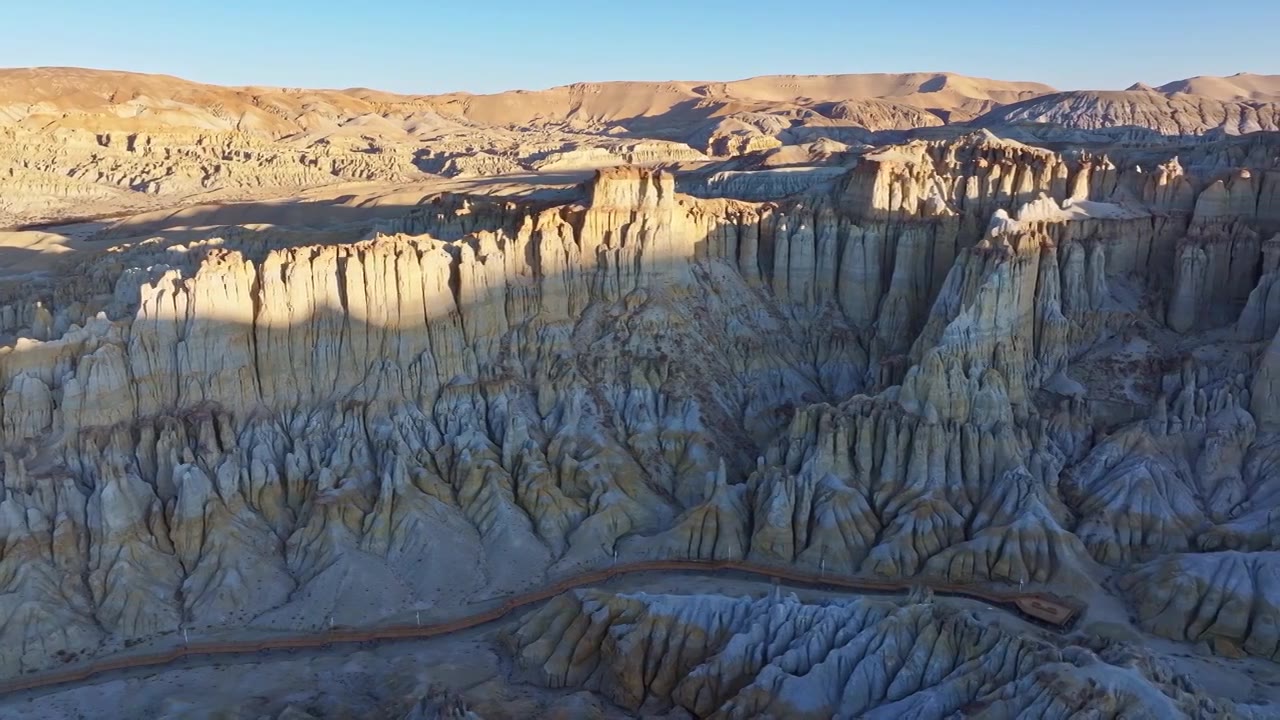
left=508, top=589, right=1263, bottom=719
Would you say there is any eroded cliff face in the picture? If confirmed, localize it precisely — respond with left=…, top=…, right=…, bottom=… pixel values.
left=507, top=589, right=1259, bottom=719
left=981, top=90, right=1280, bottom=139
left=4, top=131, right=1280, bottom=714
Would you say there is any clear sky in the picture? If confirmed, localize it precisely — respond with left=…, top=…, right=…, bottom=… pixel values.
left=3, top=0, right=1277, bottom=95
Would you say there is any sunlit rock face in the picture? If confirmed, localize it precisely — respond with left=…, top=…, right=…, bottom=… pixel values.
left=3, top=121, right=1280, bottom=718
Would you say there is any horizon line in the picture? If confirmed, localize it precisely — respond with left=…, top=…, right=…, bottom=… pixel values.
left=3, top=63, right=1272, bottom=99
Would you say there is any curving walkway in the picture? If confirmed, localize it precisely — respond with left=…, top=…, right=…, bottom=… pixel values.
left=0, top=559, right=1082, bottom=697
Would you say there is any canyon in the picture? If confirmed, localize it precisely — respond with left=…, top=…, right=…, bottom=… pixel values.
left=3, top=67, right=1280, bottom=718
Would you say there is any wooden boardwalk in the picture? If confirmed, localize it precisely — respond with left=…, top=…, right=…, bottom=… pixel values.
left=0, top=559, right=1082, bottom=697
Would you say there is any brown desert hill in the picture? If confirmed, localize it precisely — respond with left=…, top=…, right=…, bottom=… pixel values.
left=1154, top=73, right=1280, bottom=103
left=0, top=67, right=1063, bottom=226
left=0, top=66, right=1054, bottom=133
left=422, top=71, right=1056, bottom=127
left=718, top=71, right=1053, bottom=103
left=720, top=71, right=1054, bottom=120
left=975, top=87, right=1280, bottom=136
left=0, top=66, right=407, bottom=136
left=11, top=65, right=1280, bottom=231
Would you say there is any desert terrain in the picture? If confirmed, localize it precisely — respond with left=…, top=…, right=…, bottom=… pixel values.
left=2, top=67, right=1280, bottom=718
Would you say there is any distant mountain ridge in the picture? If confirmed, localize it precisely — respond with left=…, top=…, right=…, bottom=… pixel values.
left=2, top=66, right=1278, bottom=227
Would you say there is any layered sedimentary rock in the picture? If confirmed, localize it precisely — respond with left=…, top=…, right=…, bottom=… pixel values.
left=1122, top=551, right=1280, bottom=660
left=508, top=589, right=1262, bottom=718
left=980, top=89, right=1280, bottom=138
left=5, top=119, right=1280, bottom=717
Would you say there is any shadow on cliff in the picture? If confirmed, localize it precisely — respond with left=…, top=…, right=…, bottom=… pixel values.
left=0, top=245, right=88, bottom=282
left=12, top=172, right=599, bottom=240
left=0, top=176, right=842, bottom=472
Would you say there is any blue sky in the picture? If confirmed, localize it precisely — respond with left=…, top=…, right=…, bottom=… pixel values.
left=2, top=0, right=1277, bottom=94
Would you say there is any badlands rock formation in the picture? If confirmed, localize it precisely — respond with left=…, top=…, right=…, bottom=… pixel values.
left=5, top=67, right=1280, bottom=717
left=979, top=89, right=1280, bottom=140
left=7, top=67, right=1279, bottom=228
left=509, top=589, right=1267, bottom=718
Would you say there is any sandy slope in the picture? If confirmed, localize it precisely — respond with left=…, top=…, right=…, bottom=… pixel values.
left=1154, top=73, right=1280, bottom=103
left=425, top=71, right=1055, bottom=126
left=0, top=67, right=1054, bottom=129
left=3, top=66, right=1272, bottom=136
